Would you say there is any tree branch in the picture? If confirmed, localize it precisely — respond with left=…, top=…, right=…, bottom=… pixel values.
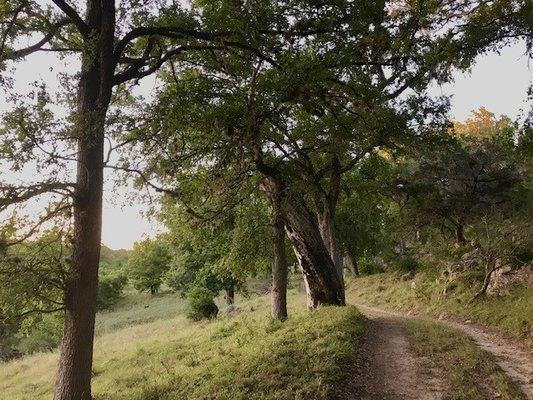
left=51, top=0, right=90, bottom=37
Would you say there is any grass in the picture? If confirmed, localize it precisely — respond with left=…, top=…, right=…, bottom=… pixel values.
left=0, top=287, right=365, bottom=400
left=94, top=287, right=187, bottom=336
left=346, top=272, right=533, bottom=344
left=405, top=319, right=526, bottom=400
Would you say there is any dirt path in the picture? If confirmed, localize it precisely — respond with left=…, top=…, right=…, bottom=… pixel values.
left=354, top=303, right=533, bottom=399
left=340, top=312, right=446, bottom=399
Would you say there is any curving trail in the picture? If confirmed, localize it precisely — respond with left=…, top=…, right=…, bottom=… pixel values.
left=352, top=303, right=533, bottom=400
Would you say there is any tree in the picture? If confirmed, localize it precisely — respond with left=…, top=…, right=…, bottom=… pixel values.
left=126, top=238, right=171, bottom=295
left=0, top=1, right=275, bottom=397
left=393, top=113, right=521, bottom=244
left=163, top=196, right=273, bottom=305
left=122, top=0, right=531, bottom=308
left=335, top=155, right=397, bottom=273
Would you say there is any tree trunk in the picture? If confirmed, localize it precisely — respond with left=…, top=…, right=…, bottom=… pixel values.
left=344, top=252, right=359, bottom=276
left=53, top=3, right=115, bottom=399
left=271, top=190, right=288, bottom=321
left=262, top=178, right=345, bottom=309
left=225, top=286, right=235, bottom=306
left=318, top=208, right=344, bottom=298
left=456, top=224, right=466, bottom=244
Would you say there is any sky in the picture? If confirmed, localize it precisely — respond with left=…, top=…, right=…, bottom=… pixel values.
left=1, top=43, right=531, bottom=250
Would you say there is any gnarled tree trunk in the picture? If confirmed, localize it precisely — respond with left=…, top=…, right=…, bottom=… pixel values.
left=53, top=2, right=115, bottom=399
left=271, top=187, right=289, bottom=320
left=262, top=178, right=345, bottom=309
left=318, top=207, right=344, bottom=298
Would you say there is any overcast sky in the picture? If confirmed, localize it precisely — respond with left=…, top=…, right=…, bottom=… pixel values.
left=1, top=42, right=531, bottom=249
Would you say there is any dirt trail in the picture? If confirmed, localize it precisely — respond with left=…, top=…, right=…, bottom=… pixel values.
left=343, top=312, right=446, bottom=399
left=354, top=303, right=533, bottom=400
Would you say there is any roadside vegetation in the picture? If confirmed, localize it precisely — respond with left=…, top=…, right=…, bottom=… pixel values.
left=0, top=287, right=365, bottom=400
left=347, top=273, right=532, bottom=344
left=406, top=319, right=526, bottom=400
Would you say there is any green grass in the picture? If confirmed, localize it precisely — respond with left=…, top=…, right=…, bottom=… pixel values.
left=346, top=273, right=533, bottom=344
left=405, top=319, right=526, bottom=400
left=0, top=288, right=365, bottom=400
left=95, top=287, right=187, bottom=336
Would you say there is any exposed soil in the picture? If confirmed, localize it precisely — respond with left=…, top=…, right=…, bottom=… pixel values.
left=353, top=303, right=533, bottom=400
left=337, top=310, right=446, bottom=399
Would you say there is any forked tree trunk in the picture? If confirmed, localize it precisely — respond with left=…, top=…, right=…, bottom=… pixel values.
left=262, top=178, right=345, bottom=309
left=271, top=189, right=288, bottom=320
left=53, top=2, right=115, bottom=399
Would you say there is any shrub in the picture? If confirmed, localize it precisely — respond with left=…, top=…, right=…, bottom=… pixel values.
left=358, top=259, right=384, bottom=275
left=394, top=256, right=419, bottom=273
left=186, top=287, right=219, bottom=321
left=97, top=270, right=128, bottom=310
left=18, top=313, right=63, bottom=354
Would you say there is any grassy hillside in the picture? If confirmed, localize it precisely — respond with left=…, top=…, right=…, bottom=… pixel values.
left=0, top=288, right=365, bottom=400
left=346, top=273, right=532, bottom=344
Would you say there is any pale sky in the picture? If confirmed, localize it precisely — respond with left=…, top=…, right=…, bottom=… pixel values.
left=1, top=43, right=531, bottom=249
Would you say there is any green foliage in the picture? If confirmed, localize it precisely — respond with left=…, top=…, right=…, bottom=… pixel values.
left=185, top=287, right=219, bottom=321
left=99, top=246, right=130, bottom=269
left=392, top=112, right=524, bottom=243
left=97, top=269, right=128, bottom=310
left=126, top=238, right=171, bottom=295
left=358, top=259, right=385, bottom=276
left=17, top=314, right=63, bottom=355
left=163, top=197, right=273, bottom=300
left=393, top=256, right=419, bottom=273
left=336, top=155, right=397, bottom=262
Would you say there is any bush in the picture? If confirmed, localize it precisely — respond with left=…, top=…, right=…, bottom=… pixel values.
left=394, top=256, right=419, bottom=273
left=97, top=270, right=128, bottom=310
left=186, top=287, right=219, bottom=321
left=18, top=313, right=63, bottom=354
left=359, top=259, right=384, bottom=275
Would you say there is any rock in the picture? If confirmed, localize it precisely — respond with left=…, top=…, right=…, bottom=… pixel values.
left=410, top=281, right=417, bottom=290
left=225, top=304, right=240, bottom=316
left=401, top=271, right=414, bottom=281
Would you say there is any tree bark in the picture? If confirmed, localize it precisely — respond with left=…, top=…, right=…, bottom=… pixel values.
left=456, top=224, right=466, bottom=244
left=53, top=2, right=115, bottom=399
left=262, top=178, right=345, bottom=309
left=225, top=286, right=235, bottom=306
left=271, top=188, right=288, bottom=321
left=318, top=207, right=344, bottom=298
left=344, top=252, right=359, bottom=276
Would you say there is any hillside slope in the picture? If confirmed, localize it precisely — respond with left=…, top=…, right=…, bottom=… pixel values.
left=0, top=289, right=365, bottom=400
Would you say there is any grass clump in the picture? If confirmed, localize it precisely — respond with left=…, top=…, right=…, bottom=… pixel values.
left=405, top=319, right=526, bottom=400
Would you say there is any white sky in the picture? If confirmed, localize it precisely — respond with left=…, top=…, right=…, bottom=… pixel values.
left=1, top=43, right=531, bottom=249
